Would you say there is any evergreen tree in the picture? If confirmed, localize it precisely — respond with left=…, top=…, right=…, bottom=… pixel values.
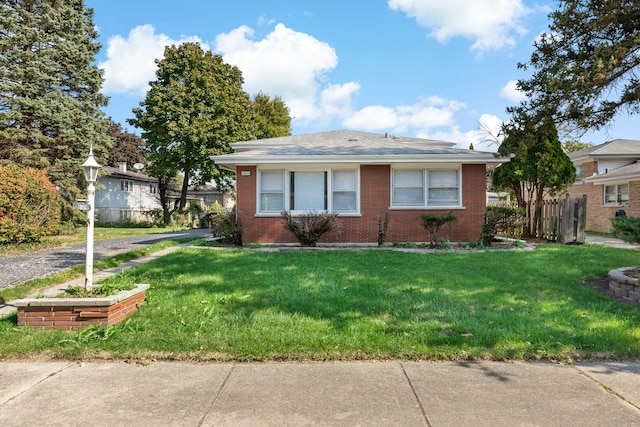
left=0, top=0, right=110, bottom=200
left=128, top=42, right=254, bottom=224
left=513, top=0, right=640, bottom=132
left=493, top=120, right=575, bottom=237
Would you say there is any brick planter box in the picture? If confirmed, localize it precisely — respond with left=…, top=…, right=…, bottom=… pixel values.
left=608, top=268, right=640, bottom=304
left=14, top=283, right=149, bottom=330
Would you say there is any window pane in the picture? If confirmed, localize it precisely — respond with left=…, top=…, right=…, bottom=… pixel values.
left=332, top=170, right=357, bottom=212
left=260, top=171, right=284, bottom=212
left=333, top=170, right=356, bottom=191
left=394, top=188, right=424, bottom=205
left=428, top=188, right=459, bottom=205
left=333, top=191, right=356, bottom=211
left=605, top=185, right=616, bottom=204
left=260, top=193, right=284, bottom=212
left=618, top=184, right=629, bottom=203
left=394, top=170, right=423, bottom=187
left=429, top=170, right=458, bottom=187
left=292, top=171, right=325, bottom=211
left=427, top=170, right=458, bottom=205
left=393, top=170, right=424, bottom=206
left=261, top=171, right=283, bottom=191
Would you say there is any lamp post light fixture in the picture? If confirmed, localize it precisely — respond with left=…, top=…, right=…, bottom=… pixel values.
left=81, top=146, right=101, bottom=292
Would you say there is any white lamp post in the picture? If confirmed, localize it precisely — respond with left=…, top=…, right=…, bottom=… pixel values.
left=81, top=146, right=101, bottom=292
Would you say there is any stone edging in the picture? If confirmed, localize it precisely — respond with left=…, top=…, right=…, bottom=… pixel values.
left=608, top=268, right=640, bottom=304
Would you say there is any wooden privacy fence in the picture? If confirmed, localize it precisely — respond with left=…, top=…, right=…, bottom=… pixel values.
left=489, top=194, right=587, bottom=243
left=536, top=194, right=586, bottom=243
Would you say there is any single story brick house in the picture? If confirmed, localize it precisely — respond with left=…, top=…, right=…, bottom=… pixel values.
left=566, top=139, right=640, bottom=232
left=211, top=130, right=506, bottom=244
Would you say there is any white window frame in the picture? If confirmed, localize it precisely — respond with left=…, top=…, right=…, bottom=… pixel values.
left=256, top=167, right=360, bottom=215
left=391, top=166, right=462, bottom=209
left=604, top=183, right=629, bottom=206
left=258, top=170, right=285, bottom=213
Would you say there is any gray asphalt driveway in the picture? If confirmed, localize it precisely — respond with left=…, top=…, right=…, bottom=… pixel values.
left=0, top=228, right=211, bottom=290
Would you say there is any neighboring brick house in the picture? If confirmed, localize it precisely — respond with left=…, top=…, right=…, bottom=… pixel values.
left=566, top=139, right=640, bottom=233
left=211, top=130, right=507, bottom=244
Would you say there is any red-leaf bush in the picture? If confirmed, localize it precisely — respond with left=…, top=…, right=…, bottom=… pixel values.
left=0, top=163, right=62, bottom=243
left=281, top=211, right=338, bottom=247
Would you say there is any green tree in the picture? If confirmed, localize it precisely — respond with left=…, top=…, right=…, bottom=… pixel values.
left=562, top=140, right=593, bottom=154
left=251, top=92, right=292, bottom=139
left=106, top=120, right=146, bottom=168
left=0, top=0, right=110, bottom=200
left=493, top=121, right=575, bottom=237
left=128, top=42, right=254, bottom=224
left=513, top=0, right=640, bottom=132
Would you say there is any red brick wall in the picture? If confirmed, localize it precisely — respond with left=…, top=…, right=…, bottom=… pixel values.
left=567, top=161, right=639, bottom=232
left=17, top=291, right=146, bottom=330
left=236, top=164, right=487, bottom=244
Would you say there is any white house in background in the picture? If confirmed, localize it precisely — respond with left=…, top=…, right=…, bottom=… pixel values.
left=95, top=162, right=162, bottom=223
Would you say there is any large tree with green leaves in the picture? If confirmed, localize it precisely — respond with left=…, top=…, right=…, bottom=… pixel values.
left=0, top=0, right=110, bottom=200
left=493, top=120, right=575, bottom=238
left=251, top=92, right=292, bottom=139
left=513, top=0, right=640, bottom=133
left=128, top=42, right=255, bottom=224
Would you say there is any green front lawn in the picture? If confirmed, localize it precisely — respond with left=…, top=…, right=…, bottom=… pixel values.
left=1, top=244, right=639, bottom=361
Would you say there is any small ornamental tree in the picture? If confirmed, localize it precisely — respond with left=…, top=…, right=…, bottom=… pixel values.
left=281, top=211, right=338, bottom=247
left=420, top=212, right=456, bottom=248
left=0, top=163, right=61, bottom=243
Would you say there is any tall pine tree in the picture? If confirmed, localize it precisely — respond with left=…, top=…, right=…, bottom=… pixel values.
left=0, top=0, right=110, bottom=200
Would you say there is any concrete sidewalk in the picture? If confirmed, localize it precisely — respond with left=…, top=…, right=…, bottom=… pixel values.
left=0, top=360, right=639, bottom=426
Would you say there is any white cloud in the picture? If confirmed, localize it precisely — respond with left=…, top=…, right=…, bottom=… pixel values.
left=100, top=24, right=208, bottom=96
left=430, top=114, right=503, bottom=152
left=344, top=97, right=466, bottom=135
left=215, top=23, right=340, bottom=123
left=500, top=80, right=526, bottom=103
left=388, top=0, right=529, bottom=52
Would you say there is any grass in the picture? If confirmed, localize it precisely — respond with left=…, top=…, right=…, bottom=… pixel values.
left=0, top=244, right=639, bottom=362
left=0, top=238, right=193, bottom=303
left=0, top=226, right=189, bottom=256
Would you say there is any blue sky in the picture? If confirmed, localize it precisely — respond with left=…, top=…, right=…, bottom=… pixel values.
left=86, top=0, right=636, bottom=151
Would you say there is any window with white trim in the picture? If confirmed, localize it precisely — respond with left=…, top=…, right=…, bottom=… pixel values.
left=257, top=168, right=359, bottom=214
left=392, top=168, right=460, bottom=208
left=604, top=183, right=629, bottom=206
left=428, top=169, right=459, bottom=206
left=259, top=170, right=285, bottom=212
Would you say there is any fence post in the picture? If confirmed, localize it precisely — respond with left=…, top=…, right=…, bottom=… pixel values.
left=558, top=194, right=574, bottom=243
left=575, top=195, right=587, bottom=243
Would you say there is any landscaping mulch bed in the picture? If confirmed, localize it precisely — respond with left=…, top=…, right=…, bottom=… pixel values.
left=583, top=267, right=640, bottom=305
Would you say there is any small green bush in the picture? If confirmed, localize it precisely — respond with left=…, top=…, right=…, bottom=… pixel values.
left=282, top=211, right=338, bottom=247
left=611, top=216, right=640, bottom=244
left=0, top=163, right=61, bottom=244
left=419, top=211, right=456, bottom=248
left=481, top=205, right=527, bottom=246
left=206, top=206, right=243, bottom=246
